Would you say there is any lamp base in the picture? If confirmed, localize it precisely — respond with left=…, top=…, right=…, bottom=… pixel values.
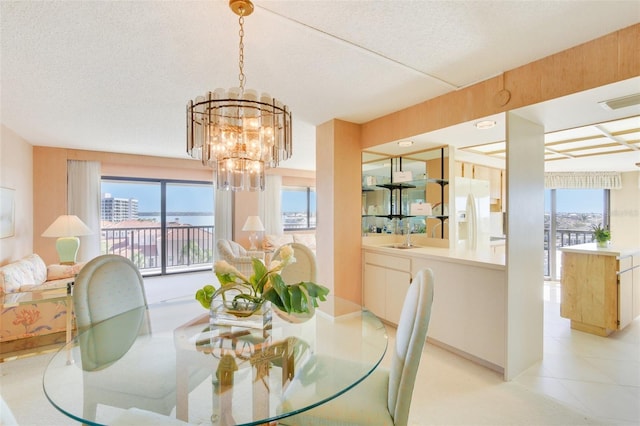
left=248, top=233, right=259, bottom=251
left=56, top=237, right=80, bottom=265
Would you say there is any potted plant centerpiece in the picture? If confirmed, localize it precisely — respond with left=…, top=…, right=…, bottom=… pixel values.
left=195, top=245, right=329, bottom=328
left=592, top=223, right=611, bottom=248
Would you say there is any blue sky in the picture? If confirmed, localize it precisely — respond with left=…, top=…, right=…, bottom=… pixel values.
left=545, top=189, right=604, bottom=213
left=104, top=182, right=602, bottom=215
left=102, top=181, right=311, bottom=213
left=282, top=189, right=316, bottom=213
left=102, top=182, right=213, bottom=212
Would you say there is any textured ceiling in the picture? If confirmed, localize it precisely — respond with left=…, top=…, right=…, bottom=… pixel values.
left=1, top=1, right=639, bottom=171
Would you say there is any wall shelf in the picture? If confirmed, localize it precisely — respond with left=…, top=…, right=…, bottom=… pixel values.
left=362, top=147, right=450, bottom=237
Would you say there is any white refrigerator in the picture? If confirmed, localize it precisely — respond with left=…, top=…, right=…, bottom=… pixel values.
left=454, top=177, right=490, bottom=251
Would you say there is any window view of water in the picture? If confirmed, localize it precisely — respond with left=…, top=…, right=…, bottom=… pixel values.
left=101, top=179, right=214, bottom=274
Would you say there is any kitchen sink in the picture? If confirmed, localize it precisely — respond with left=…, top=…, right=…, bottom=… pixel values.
left=381, top=244, right=423, bottom=250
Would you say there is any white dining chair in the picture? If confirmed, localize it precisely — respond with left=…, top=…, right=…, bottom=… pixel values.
left=279, top=268, right=435, bottom=426
left=1, top=395, right=18, bottom=426
left=273, top=242, right=317, bottom=284
left=73, top=254, right=207, bottom=421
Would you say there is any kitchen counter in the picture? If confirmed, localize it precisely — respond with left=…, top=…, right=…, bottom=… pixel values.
left=362, top=238, right=507, bottom=373
left=362, top=242, right=506, bottom=270
left=558, top=243, right=640, bottom=336
left=558, top=243, right=640, bottom=258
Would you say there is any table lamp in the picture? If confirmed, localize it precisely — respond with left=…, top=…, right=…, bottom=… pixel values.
left=42, top=215, right=92, bottom=265
left=242, top=216, right=265, bottom=251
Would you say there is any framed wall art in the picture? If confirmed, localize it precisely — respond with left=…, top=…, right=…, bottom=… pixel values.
left=0, top=187, right=15, bottom=238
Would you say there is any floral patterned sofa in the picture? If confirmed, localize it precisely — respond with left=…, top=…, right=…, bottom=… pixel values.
left=0, top=254, right=83, bottom=346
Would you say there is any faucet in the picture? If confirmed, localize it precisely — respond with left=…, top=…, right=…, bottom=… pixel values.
left=431, top=219, right=449, bottom=238
left=404, top=222, right=413, bottom=247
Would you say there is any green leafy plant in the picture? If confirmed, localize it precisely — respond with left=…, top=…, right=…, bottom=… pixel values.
left=591, top=223, right=611, bottom=243
left=196, top=244, right=329, bottom=315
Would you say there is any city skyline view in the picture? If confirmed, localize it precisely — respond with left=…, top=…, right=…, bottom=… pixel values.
left=102, top=181, right=315, bottom=226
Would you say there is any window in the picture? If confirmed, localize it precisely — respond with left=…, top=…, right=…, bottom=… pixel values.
left=544, top=188, right=609, bottom=279
left=101, top=177, right=214, bottom=275
left=282, top=186, right=316, bottom=230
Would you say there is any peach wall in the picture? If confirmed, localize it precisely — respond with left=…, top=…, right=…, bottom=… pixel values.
left=0, top=125, right=34, bottom=264
left=233, top=169, right=317, bottom=248
left=234, top=191, right=259, bottom=249
left=33, top=147, right=215, bottom=264
left=316, top=120, right=362, bottom=302
left=361, top=23, right=639, bottom=147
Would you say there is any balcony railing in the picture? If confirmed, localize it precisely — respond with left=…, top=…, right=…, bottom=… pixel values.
left=101, top=225, right=214, bottom=274
left=544, top=228, right=595, bottom=277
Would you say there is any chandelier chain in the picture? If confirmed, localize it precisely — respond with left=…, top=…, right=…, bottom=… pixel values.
left=186, top=0, right=292, bottom=191
left=238, top=13, right=246, bottom=94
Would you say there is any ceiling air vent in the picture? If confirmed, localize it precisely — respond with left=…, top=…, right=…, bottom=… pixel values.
left=598, top=93, right=640, bottom=111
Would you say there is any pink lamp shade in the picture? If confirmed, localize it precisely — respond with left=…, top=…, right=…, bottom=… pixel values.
left=42, top=215, right=92, bottom=265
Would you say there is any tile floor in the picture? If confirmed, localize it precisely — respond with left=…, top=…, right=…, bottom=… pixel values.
left=145, top=274, right=639, bottom=424
left=6, top=273, right=632, bottom=424
left=514, top=281, right=640, bottom=425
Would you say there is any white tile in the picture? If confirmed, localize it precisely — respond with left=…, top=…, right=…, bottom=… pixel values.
left=581, top=357, right=640, bottom=387
left=514, top=374, right=590, bottom=414
left=560, top=379, right=640, bottom=424
left=534, top=352, right=617, bottom=383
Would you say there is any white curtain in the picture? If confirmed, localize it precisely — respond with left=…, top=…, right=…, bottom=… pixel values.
left=215, top=188, right=233, bottom=252
left=67, top=160, right=101, bottom=262
left=544, top=172, right=622, bottom=189
left=259, top=174, right=283, bottom=235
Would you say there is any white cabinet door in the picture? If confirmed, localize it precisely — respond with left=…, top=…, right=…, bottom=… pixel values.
left=385, top=269, right=412, bottom=324
left=364, top=263, right=386, bottom=319
left=618, top=256, right=634, bottom=329
left=633, top=255, right=640, bottom=320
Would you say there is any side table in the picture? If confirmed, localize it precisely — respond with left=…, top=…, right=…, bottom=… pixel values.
left=1, top=282, right=74, bottom=363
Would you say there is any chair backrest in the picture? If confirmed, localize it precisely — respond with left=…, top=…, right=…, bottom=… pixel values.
left=273, top=242, right=317, bottom=284
left=73, top=254, right=148, bottom=371
left=1, top=395, right=18, bottom=426
left=73, top=254, right=148, bottom=330
left=387, top=268, right=434, bottom=426
left=217, top=239, right=247, bottom=260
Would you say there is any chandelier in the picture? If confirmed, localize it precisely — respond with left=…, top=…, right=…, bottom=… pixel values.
left=187, top=0, right=292, bottom=191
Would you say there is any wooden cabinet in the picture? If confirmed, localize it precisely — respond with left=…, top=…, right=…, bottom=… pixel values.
left=455, top=161, right=475, bottom=178
left=560, top=247, right=640, bottom=336
left=472, top=164, right=490, bottom=181
left=363, top=251, right=411, bottom=325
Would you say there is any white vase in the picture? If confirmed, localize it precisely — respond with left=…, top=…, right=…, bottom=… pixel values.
left=596, top=240, right=610, bottom=248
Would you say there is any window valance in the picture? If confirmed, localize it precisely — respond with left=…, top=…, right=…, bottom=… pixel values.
left=544, top=172, right=622, bottom=189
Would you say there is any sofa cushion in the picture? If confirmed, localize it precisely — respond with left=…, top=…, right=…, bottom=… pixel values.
left=0, top=254, right=47, bottom=294
left=293, top=233, right=316, bottom=251
left=47, top=262, right=86, bottom=281
left=18, top=276, right=75, bottom=292
left=263, top=234, right=294, bottom=251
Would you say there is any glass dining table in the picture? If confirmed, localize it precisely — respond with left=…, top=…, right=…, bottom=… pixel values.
left=43, top=295, right=388, bottom=426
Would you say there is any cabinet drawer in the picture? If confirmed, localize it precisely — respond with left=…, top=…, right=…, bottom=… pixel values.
left=364, top=252, right=411, bottom=271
